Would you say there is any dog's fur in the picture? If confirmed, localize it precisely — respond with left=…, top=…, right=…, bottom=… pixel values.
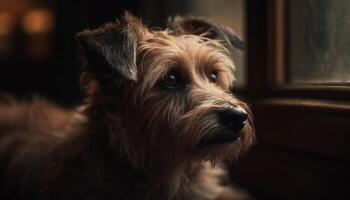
left=0, top=13, right=255, bottom=200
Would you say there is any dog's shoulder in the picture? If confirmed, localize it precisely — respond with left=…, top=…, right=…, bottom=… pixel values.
left=0, top=96, right=86, bottom=170
left=0, top=96, right=88, bottom=199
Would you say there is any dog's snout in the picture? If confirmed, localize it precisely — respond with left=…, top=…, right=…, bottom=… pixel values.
left=218, top=107, right=247, bottom=132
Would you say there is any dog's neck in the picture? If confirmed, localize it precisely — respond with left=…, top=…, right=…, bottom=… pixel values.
left=80, top=103, right=225, bottom=200
left=84, top=139, right=223, bottom=200
left=163, top=161, right=227, bottom=200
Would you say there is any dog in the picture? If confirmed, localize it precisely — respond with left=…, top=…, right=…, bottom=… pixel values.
left=0, top=13, right=255, bottom=200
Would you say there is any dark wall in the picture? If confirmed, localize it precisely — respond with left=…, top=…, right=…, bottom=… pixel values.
left=0, top=0, right=189, bottom=107
left=0, top=0, right=135, bottom=107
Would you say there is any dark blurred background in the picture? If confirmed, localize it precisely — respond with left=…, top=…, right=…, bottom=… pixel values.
left=0, top=0, right=245, bottom=107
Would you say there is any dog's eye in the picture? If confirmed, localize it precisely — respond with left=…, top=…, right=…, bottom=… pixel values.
left=209, top=71, right=217, bottom=83
left=160, top=71, right=182, bottom=89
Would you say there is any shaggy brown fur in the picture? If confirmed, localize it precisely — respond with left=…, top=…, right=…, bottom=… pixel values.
left=0, top=13, right=255, bottom=200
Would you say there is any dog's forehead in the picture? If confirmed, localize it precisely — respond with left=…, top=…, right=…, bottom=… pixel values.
left=141, top=31, right=235, bottom=73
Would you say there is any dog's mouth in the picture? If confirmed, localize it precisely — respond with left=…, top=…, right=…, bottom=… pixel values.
left=197, top=107, right=247, bottom=146
left=199, top=129, right=242, bottom=146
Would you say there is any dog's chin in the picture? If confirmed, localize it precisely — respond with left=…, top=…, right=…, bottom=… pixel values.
left=199, top=129, right=242, bottom=147
left=194, top=139, right=242, bottom=162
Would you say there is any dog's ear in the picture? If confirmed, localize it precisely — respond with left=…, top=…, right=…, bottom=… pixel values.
left=76, top=12, right=147, bottom=87
left=168, top=16, right=245, bottom=50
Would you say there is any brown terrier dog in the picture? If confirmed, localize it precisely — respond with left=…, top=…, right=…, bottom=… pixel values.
left=0, top=13, right=255, bottom=200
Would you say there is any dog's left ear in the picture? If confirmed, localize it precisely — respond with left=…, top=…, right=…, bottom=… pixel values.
left=169, top=16, right=245, bottom=50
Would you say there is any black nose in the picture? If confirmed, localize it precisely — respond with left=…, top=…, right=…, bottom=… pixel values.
left=218, top=107, right=248, bottom=132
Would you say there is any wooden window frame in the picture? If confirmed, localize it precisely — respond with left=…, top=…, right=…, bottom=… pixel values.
left=231, top=0, right=350, bottom=199
left=244, top=0, right=350, bottom=100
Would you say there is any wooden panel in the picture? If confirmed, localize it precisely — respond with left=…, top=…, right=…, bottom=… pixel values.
left=254, top=98, right=350, bottom=161
left=230, top=98, right=350, bottom=199
left=231, top=145, right=350, bottom=200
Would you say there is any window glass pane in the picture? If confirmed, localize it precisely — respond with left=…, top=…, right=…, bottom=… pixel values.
left=188, top=0, right=246, bottom=87
left=288, top=0, right=350, bottom=83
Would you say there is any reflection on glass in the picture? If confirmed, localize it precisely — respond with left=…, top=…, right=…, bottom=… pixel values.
left=288, top=0, right=350, bottom=83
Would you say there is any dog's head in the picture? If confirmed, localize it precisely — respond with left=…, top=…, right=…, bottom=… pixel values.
left=77, top=12, right=255, bottom=169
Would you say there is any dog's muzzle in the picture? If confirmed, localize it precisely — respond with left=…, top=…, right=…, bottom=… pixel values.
left=200, top=107, right=247, bottom=146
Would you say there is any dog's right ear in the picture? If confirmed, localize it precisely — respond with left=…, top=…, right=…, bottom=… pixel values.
left=76, top=13, right=147, bottom=89
left=168, top=16, right=245, bottom=51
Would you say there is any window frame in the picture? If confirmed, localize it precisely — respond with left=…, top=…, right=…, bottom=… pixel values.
left=231, top=0, right=350, bottom=199
left=244, top=0, right=350, bottom=101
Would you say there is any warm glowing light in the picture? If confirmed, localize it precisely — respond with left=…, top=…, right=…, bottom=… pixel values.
left=0, top=11, right=15, bottom=36
left=22, top=8, right=55, bottom=35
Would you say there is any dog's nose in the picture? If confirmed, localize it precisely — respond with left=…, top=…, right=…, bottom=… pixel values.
left=218, top=107, right=247, bottom=132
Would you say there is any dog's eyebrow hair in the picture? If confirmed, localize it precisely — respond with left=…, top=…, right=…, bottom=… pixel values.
left=196, top=56, right=221, bottom=70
